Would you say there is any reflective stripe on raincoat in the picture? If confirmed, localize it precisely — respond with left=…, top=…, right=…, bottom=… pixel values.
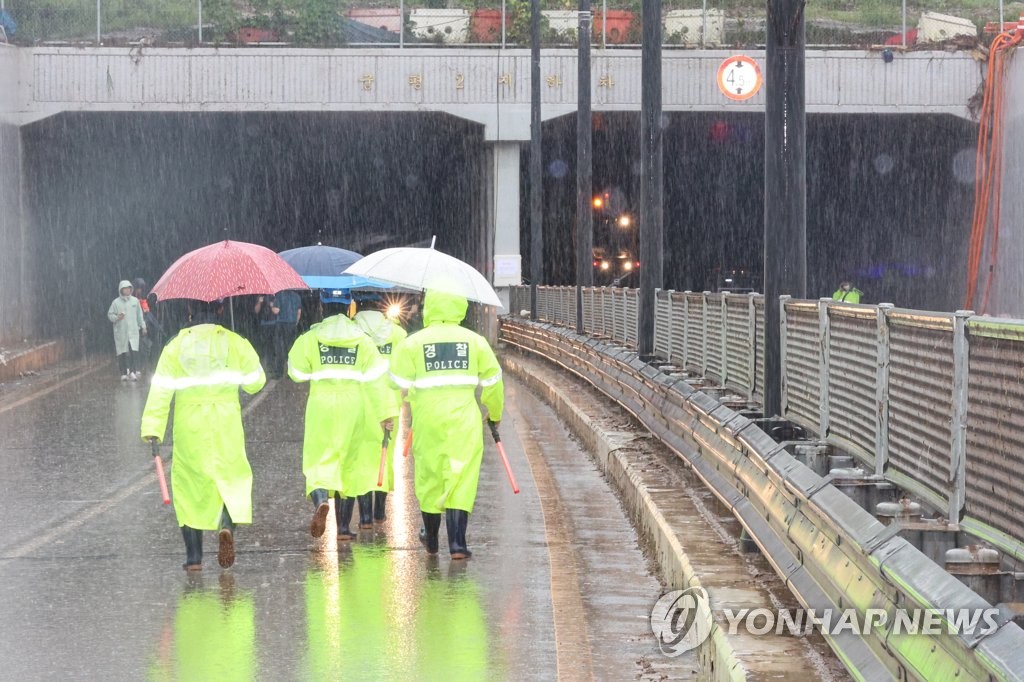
left=354, top=310, right=408, bottom=492
left=389, top=290, right=504, bottom=514
left=140, top=324, right=266, bottom=530
left=288, top=314, right=390, bottom=498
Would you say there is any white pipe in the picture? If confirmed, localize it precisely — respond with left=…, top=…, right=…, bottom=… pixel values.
left=901, top=0, right=906, bottom=47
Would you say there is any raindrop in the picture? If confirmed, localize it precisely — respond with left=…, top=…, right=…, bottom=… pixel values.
left=872, top=153, right=895, bottom=175
left=951, top=148, right=976, bottom=185
left=548, top=159, right=569, bottom=178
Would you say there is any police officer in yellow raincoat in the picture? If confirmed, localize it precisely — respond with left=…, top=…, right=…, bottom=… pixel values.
left=354, top=306, right=408, bottom=522
left=141, top=301, right=266, bottom=571
left=389, top=290, right=504, bottom=559
left=288, top=308, right=392, bottom=541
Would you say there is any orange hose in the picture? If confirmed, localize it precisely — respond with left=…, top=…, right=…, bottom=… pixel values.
left=966, top=29, right=1022, bottom=312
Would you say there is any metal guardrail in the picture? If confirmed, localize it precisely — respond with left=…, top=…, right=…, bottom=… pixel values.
left=511, top=286, right=1024, bottom=564
left=500, top=317, right=1024, bottom=681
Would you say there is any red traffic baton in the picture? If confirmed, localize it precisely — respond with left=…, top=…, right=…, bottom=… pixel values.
left=402, top=429, right=413, bottom=458
left=488, top=421, right=519, bottom=494
left=376, top=430, right=391, bottom=488
left=150, top=440, right=171, bottom=505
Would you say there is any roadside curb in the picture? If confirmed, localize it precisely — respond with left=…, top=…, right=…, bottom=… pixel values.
left=0, top=340, right=67, bottom=382
left=503, top=353, right=747, bottom=682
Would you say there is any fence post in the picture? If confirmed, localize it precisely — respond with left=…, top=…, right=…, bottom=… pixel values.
left=950, top=309, right=973, bottom=523
left=197, top=0, right=203, bottom=43
left=875, top=303, right=894, bottom=477
left=720, top=293, right=729, bottom=386
left=747, top=292, right=757, bottom=401
left=682, top=291, right=690, bottom=369
left=701, top=291, right=710, bottom=380
left=818, top=298, right=831, bottom=439
left=780, top=295, right=791, bottom=419
left=96, top=0, right=102, bottom=44
left=665, top=290, right=674, bottom=362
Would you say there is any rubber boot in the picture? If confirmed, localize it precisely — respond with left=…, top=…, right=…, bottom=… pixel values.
left=357, top=492, right=374, bottom=529
left=418, top=512, right=441, bottom=555
left=373, top=491, right=387, bottom=522
left=446, top=509, right=471, bottom=560
left=309, top=488, right=330, bottom=538
left=181, top=526, right=203, bottom=571
left=218, top=507, right=236, bottom=568
left=335, top=494, right=356, bottom=541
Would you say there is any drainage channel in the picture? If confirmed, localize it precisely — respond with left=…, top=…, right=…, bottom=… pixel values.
left=503, top=350, right=850, bottom=681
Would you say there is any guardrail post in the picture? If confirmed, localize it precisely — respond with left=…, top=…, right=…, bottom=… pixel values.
left=720, top=294, right=729, bottom=386
left=702, top=291, right=711, bottom=379
left=682, top=291, right=691, bottom=368
left=601, top=288, right=608, bottom=336
left=875, top=303, right=894, bottom=477
left=818, top=298, right=832, bottom=439
left=747, top=292, right=757, bottom=401
left=950, top=309, right=973, bottom=523
left=665, top=290, right=674, bottom=361
left=780, top=295, right=791, bottom=419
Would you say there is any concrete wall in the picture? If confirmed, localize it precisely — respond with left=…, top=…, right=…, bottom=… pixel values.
left=986, top=52, right=1024, bottom=317
left=0, top=46, right=35, bottom=346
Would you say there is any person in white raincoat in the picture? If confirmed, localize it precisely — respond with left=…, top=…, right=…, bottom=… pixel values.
left=107, top=280, right=147, bottom=380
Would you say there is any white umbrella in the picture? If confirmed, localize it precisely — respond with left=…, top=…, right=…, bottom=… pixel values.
left=343, top=240, right=503, bottom=308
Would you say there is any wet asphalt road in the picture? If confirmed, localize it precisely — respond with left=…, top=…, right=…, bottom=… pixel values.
left=0, top=358, right=689, bottom=680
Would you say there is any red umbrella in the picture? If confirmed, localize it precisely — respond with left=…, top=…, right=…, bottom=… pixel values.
left=151, top=240, right=308, bottom=302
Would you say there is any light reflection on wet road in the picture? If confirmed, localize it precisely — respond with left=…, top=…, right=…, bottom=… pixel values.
left=0, top=361, right=685, bottom=680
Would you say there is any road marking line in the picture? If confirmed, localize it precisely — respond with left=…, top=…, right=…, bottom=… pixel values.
left=0, top=359, right=111, bottom=415
left=505, top=379, right=595, bottom=682
left=1, top=379, right=279, bottom=560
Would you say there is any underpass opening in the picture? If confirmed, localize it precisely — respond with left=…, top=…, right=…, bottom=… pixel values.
left=20, top=111, right=486, bottom=351
left=527, top=111, right=976, bottom=311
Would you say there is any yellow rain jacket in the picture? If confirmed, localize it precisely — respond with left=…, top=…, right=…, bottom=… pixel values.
left=140, top=324, right=266, bottom=530
left=389, top=290, right=504, bottom=514
left=354, top=310, right=408, bottom=492
left=288, top=314, right=390, bottom=498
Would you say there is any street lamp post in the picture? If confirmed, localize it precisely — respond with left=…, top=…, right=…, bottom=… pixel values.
left=764, top=0, right=807, bottom=417
left=577, top=0, right=593, bottom=334
left=529, top=0, right=543, bottom=319
left=639, top=0, right=664, bottom=357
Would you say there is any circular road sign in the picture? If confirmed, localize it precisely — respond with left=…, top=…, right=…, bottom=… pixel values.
left=717, top=56, right=762, bottom=101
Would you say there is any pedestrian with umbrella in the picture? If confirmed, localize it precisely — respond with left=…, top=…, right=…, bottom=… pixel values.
left=140, top=299, right=266, bottom=571
left=388, top=288, right=504, bottom=559
left=354, top=301, right=409, bottom=522
left=287, top=296, right=393, bottom=542
left=141, top=239, right=305, bottom=570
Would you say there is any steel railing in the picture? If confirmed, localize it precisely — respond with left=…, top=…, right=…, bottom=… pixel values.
left=509, top=285, right=1024, bottom=563
left=500, top=316, right=1024, bottom=681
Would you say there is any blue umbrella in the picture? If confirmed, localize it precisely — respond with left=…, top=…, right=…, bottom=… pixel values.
left=278, top=245, right=391, bottom=291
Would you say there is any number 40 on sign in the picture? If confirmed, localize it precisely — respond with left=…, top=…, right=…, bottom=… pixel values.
left=717, top=55, right=762, bottom=101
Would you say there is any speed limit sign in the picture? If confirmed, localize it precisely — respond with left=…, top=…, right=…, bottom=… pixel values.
left=717, top=55, right=762, bottom=101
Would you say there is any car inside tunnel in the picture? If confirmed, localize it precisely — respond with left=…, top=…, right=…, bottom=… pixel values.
left=20, top=111, right=485, bottom=349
